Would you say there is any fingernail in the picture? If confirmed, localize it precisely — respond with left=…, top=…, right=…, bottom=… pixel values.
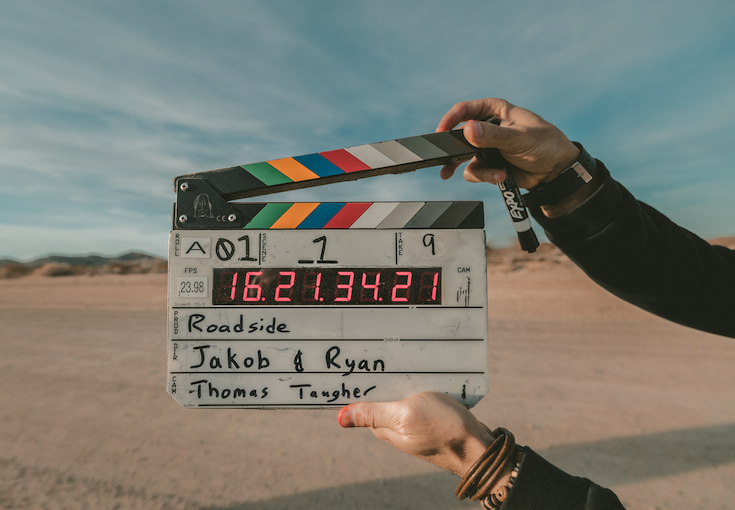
left=338, top=407, right=354, bottom=428
left=490, top=171, right=506, bottom=183
left=467, top=120, right=484, bottom=140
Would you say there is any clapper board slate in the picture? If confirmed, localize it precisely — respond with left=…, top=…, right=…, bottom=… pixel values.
left=168, top=128, right=489, bottom=409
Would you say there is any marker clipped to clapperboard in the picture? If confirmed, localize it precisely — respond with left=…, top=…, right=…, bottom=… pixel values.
left=167, top=122, right=538, bottom=410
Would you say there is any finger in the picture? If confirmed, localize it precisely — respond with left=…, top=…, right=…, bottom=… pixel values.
left=338, top=401, right=396, bottom=429
left=439, top=162, right=460, bottom=180
left=464, top=160, right=507, bottom=184
left=462, top=119, right=516, bottom=151
left=436, top=98, right=510, bottom=132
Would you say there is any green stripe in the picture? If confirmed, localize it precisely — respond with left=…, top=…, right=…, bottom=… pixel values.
left=244, top=203, right=294, bottom=228
left=241, top=162, right=293, bottom=186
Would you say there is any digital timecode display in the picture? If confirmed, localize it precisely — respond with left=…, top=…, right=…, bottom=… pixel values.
left=212, top=267, right=442, bottom=306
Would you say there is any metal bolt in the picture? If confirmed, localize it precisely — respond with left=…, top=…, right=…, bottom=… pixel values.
left=179, top=182, right=189, bottom=191
left=228, top=214, right=237, bottom=222
left=179, top=215, right=188, bottom=223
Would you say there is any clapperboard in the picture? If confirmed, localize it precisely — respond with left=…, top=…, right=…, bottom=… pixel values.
left=167, top=128, right=491, bottom=409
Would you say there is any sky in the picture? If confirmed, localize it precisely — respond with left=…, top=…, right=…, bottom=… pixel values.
left=2, top=0, right=735, bottom=261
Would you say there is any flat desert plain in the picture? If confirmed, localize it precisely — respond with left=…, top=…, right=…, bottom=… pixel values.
left=1, top=249, right=734, bottom=510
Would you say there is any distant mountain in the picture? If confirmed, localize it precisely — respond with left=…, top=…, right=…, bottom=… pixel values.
left=0, top=252, right=167, bottom=278
left=0, top=252, right=162, bottom=267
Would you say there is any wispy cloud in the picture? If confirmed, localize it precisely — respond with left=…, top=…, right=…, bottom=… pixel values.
left=1, top=0, right=734, bottom=259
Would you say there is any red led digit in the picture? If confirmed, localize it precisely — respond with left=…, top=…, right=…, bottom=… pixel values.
left=242, top=271, right=263, bottom=301
left=360, top=272, right=380, bottom=301
left=391, top=271, right=412, bottom=302
left=335, top=271, right=354, bottom=302
left=212, top=267, right=440, bottom=306
left=418, top=271, right=439, bottom=302
left=230, top=272, right=238, bottom=301
left=302, top=271, right=322, bottom=302
left=275, top=271, right=295, bottom=302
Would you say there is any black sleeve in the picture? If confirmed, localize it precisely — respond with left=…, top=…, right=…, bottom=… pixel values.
left=503, top=449, right=625, bottom=510
left=529, top=162, right=735, bottom=339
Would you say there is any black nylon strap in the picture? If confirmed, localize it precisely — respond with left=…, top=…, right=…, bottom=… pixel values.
left=522, top=142, right=596, bottom=208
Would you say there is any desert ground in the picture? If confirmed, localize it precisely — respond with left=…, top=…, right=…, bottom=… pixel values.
left=1, top=246, right=734, bottom=510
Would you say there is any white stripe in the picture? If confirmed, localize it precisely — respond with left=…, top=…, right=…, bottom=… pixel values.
left=511, top=217, right=532, bottom=232
left=349, top=202, right=400, bottom=228
left=345, top=145, right=396, bottom=169
left=377, top=202, right=426, bottom=229
left=371, top=141, right=422, bottom=164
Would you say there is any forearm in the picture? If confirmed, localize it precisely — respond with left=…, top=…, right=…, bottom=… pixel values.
left=529, top=162, right=735, bottom=338
left=502, top=448, right=624, bottom=510
left=456, top=429, right=624, bottom=509
left=340, top=392, right=626, bottom=509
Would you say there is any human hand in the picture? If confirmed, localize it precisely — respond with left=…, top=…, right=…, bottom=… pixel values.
left=337, top=392, right=494, bottom=476
left=436, top=98, right=580, bottom=189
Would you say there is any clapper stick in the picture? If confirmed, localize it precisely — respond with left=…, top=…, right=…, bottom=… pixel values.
left=172, top=127, right=538, bottom=251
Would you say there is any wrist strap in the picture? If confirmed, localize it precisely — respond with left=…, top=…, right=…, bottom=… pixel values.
left=522, top=142, right=596, bottom=208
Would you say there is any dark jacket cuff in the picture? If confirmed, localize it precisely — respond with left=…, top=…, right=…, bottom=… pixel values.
left=528, top=162, right=623, bottom=245
left=502, top=448, right=625, bottom=510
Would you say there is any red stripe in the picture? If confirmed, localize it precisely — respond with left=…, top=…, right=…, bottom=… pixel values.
left=319, top=149, right=371, bottom=173
left=323, top=202, right=373, bottom=228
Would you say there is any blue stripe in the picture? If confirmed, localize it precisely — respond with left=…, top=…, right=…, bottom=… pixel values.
left=293, top=154, right=345, bottom=177
left=297, top=203, right=347, bottom=229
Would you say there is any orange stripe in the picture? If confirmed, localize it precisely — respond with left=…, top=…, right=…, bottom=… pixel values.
left=267, top=157, right=319, bottom=182
left=270, top=203, right=320, bottom=229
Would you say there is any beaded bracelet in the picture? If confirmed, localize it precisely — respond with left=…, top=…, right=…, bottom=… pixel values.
left=480, top=450, right=523, bottom=510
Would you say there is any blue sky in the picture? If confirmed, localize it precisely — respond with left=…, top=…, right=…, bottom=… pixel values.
left=2, top=0, right=735, bottom=260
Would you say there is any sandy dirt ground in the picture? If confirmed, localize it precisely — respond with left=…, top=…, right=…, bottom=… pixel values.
left=1, top=258, right=734, bottom=510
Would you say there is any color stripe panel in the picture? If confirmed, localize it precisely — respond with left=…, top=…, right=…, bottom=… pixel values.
left=241, top=162, right=293, bottom=186
left=297, top=203, right=346, bottom=229
left=240, top=202, right=484, bottom=229
left=293, top=154, right=345, bottom=177
left=234, top=203, right=268, bottom=227
left=345, top=145, right=396, bottom=169
left=349, top=203, right=400, bottom=228
left=421, top=131, right=474, bottom=156
left=270, top=203, right=320, bottom=229
left=397, top=136, right=449, bottom=159
left=403, top=202, right=453, bottom=228
left=431, top=202, right=484, bottom=229
left=244, top=203, right=294, bottom=229
left=370, top=140, right=422, bottom=164
left=323, top=203, right=373, bottom=228
left=319, top=149, right=371, bottom=173
left=377, top=202, right=426, bottom=229
left=267, top=158, right=319, bottom=182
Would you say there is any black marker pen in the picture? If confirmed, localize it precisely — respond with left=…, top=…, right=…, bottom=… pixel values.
left=478, top=117, right=539, bottom=253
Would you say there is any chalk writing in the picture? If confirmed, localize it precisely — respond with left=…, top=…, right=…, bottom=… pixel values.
left=187, top=314, right=290, bottom=334
left=325, top=346, right=385, bottom=376
left=190, top=346, right=270, bottom=370
left=289, top=383, right=376, bottom=402
left=189, top=379, right=268, bottom=399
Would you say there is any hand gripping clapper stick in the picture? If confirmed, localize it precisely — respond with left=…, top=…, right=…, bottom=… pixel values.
left=481, top=117, right=539, bottom=253
left=167, top=128, right=516, bottom=409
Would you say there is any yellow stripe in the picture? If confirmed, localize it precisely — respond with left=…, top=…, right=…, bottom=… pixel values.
left=267, top=157, right=319, bottom=182
left=270, top=203, right=320, bottom=229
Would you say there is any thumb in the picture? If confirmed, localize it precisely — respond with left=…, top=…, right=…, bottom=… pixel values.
left=338, top=401, right=395, bottom=429
left=463, top=119, right=510, bottom=151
